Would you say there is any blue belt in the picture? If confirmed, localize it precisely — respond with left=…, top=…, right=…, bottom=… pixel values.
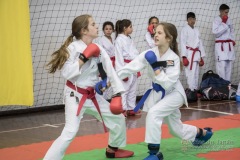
left=133, top=82, right=165, bottom=112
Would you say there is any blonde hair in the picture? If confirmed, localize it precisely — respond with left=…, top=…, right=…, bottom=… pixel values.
left=47, top=14, right=92, bottom=73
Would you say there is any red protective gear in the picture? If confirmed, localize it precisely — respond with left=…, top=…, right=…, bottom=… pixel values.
left=110, top=94, right=123, bottom=115
left=182, top=57, right=189, bottom=66
left=222, top=15, right=228, bottom=23
left=232, top=41, right=236, bottom=46
left=79, top=43, right=100, bottom=62
left=123, top=77, right=128, bottom=82
left=147, top=24, right=154, bottom=35
left=106, top=148, right=134, bottom=158
left=199, top=58, right=204, bottom=66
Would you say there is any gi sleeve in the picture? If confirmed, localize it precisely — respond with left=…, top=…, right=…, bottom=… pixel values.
left=145, top=32, right=155, bottom=48
left=180, top=27, right=187, bottom=57
left=117, top=51, right=147, bottom=80
left=212, top=18, right=229, bottom=38
left=61, top=44, right=83, bottom=80
left=97, top=44, right=125, bottom=94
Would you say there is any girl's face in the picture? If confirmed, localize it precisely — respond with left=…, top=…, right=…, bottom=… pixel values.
left=124, top=24, right=133, bottom=35
left=150, top=18, right=159, bottom=28
left=154, top=25, right=169, bottom=47
left=103, top=25, right=113, bottom=37
left=85, top=17, right=98, bottom=39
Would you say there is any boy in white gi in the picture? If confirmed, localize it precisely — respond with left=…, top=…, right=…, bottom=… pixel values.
left=114, top=19, right=140, bottom=116
left=181, top=12, right=205, bottom=92
left=212, top=4, right=236, bottom=81
left=43, top=15, right=133, bottom=160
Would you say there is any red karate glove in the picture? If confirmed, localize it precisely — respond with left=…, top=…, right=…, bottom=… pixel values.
left=182, top=57, right=189, bottom=66
left=222, top=15, right=228, bottom=23
left=199, top=58, right=204, bottom=67
left=147, top=24, right=154, bottom=35
left=110, top=93, right=124, bottom=115
left=79, top=43, right=100, bottom=63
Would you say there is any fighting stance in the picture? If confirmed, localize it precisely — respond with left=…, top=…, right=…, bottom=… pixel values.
left=180, top=12, right=205, bottom=91
left=212, top=4, right=236, bottom=81
left=97, top=21, right=115, bottom=99
left=44, top=14, right=133, bottom=160
left=145, top=16, right=159, bottom=48
left=102, top=23, right=213, bottom=160
left=114, top=19, right=140, bottom=116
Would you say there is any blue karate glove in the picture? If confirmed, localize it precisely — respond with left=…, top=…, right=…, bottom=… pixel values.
left=145, top=51, right=160, bottom=71
left=95, top=78, right=107, bottom=95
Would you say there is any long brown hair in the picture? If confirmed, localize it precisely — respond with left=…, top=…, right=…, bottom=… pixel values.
left=47, top=14, right=92, bottom=73
left=158, top=22, right=183, bottom=70
left=115, top=19, right=131, bottom=38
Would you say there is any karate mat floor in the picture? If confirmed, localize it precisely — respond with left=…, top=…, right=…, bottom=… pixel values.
left=0, top=100, right=240, bottom=160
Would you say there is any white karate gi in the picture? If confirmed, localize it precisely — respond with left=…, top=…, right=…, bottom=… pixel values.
left=180, top=24, right=205, bottom=91
left=118, top=47, right=197, bottom=144
left=44, top=40, right=126, bottom=160
left=97, top=36, right=115, bottom=99
left=145, top=31, right=156, bottom=48
left=115, top=34, right=139, bottom=110
left=212, top=16, right=235, bottom=81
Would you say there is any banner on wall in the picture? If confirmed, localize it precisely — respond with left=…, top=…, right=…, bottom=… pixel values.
left=0, top=0, right=34, bottom=106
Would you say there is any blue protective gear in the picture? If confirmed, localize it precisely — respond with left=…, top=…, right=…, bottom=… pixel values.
left=145, top=51, right=160, bottom=71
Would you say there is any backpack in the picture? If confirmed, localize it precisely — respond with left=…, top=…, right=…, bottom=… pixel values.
left=200, top=70, right=237, bottom=101
left=201, top=85, right=237, bottom=101
left=200, top=70, right=230, bottom=91
left=201, top=70, right=220, bottom=81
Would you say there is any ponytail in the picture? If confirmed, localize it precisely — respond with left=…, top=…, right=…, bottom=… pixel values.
left=46, top=34, right=73, bottom=73
left=115, top=19, right=132, bottom=39
left=115, top=20, right=122, bottom=38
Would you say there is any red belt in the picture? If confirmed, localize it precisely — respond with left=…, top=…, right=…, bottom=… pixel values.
left=124, top=59, right=141, bottom=77
left=110, top=56, right=115, bottom=67
left=186, top=46, right=201, bottom=70
left=215, top=40, right=234, bottom=51
left=66, top=80, right=107, bottom=132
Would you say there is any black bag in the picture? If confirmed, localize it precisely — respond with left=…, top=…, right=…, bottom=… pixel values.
left=201, top=70, right=220, bottom=81
left=185, top=88, right=197, bottom=102
left=200, top=70, right=230, bottom=91
left=201, top=85, right=237, bottom=101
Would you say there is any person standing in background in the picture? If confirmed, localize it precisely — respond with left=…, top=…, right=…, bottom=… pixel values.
left=180, top=12, right=205, bottom=93
left=114, top=19, right=140, bottom=117
left=97, top=21, right=115, bottom=100
left=145, top=16, right=159, bottom=48
left=212, top=4, right=236, bottom=81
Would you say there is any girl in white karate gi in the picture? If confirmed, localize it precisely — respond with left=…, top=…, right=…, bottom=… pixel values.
left=43, top=15, right=133, bottom=160
left=145, top=16, right=159, bottom=48
left=212, top=4, right=236, bottom=81
left=117, top=22, right=213, bottom=160
left=114, top=19, right=140, bottom=116
left=180, top=12, right=205, bottom=91
left=97, top=21, right=115, bottom=100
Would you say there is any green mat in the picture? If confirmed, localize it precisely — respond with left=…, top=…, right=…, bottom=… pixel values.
left=63, top=128, right=240, bottom=160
